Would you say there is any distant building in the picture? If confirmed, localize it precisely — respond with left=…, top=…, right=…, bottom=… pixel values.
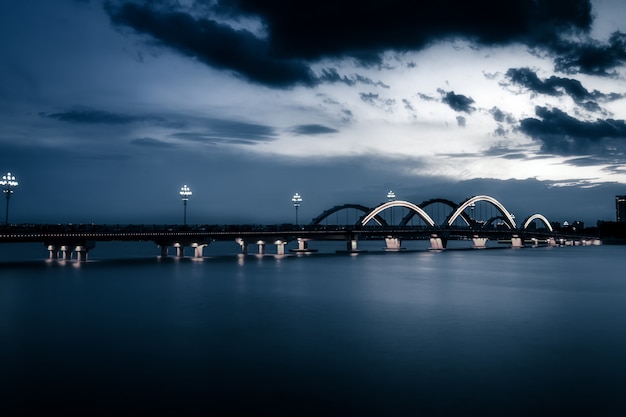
left=617, top=195, right=626, bottom=222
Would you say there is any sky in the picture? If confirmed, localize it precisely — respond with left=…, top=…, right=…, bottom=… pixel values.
left=1, top=0, right=626, bottom=226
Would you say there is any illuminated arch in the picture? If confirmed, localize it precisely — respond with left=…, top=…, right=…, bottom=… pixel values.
left=522, top=214, right=553, bottom=232
left=400, top=198, right=472, bottom=226
left=310, top=204, right=387, bottom=226
left=361, top=200, right=435, bottom=227
left=483, top=216, right=512, bottom=229
left=446, top=195, right=517, bottom=229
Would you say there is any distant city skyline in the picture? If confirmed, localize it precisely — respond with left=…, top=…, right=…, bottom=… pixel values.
left=1, top=0, right=625, bottom=225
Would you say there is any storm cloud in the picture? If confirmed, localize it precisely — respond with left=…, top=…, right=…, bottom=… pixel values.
left=104, top=0, right=609, bottom=88
left=519, top=106, right=626, bottom=155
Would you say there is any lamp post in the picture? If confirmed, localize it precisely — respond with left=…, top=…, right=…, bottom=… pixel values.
left=179, top=184, right=192, bottom=225
left=292, top=192, right=302, bottom=226
left=387, top=190, right=395, bottom=225
left=0, top=172, right=18, bottom=226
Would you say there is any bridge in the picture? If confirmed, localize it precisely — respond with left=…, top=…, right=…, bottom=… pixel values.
left=0, top=195, right=601, bottom=261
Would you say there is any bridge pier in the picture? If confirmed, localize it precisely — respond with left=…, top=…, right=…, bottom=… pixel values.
left=472, top=236, right=488, bottom=249
left=192, top=243, right=208, bottom=258
left=289, top=238, right=318, bottom=253
left=384, top=236, right=403, bottom=250
left=511, top=235, right=524, bottom=248
left=429, top=234, right=447, bottom=250
left=275, top=240, right=286, bottom=255
left=236, top=238, right=248, bottom=254
left=47, top=245, right=58, bottom=259
left=257, top=240, right=266, bottom=255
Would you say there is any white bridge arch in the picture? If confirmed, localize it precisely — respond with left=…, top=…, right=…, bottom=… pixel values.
left=446, top=195, right=517, bottom=229
left=361, top=200, right=435, bottom=227
left=522, top=214, right=554, bottom=232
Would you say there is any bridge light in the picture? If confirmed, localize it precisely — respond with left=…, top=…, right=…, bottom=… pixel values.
left=387, top=190, right=396, bottom=202
left=292, top=193, right=302, bottom=226
left=1, top=172, right=19, bottom=226
left=179, top=185, right=192, bottom=225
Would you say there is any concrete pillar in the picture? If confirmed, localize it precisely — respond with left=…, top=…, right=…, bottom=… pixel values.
left=347, top=239, right=358, bottom=252
left=548, top=237, right=557, bottom=246
left=511, top=235, right=524, bottom=248
left=176, top=245, right=185, bottom=257
left=60, top=245, right=72, bottom=260
left=75, top=246, right=88, bottom=262
left=384, top=237, right=402, bottom=250
left=236, top=238, right=248, bottom=254
left=472, top=236, right=488, bottom=248
left=193, top=243, right=207, bottom=258
left=257, top=241, right=266, bottom=255
left=429, top=235, right=446, bottom=250
left=160, top=245, right=169, bottom=257
left=298, top=239, right=308, bottom=251
left=47, top=245, right=58, bottom=259
left=275, top=241, right=286, bottom=255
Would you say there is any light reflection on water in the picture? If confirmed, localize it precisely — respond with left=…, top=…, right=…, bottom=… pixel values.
left=0, top=244, right=625, bottom=415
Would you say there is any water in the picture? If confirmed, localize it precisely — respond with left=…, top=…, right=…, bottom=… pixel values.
left=1, top=241, right=626, bottom=415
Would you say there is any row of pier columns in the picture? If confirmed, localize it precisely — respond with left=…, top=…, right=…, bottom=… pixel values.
left=158, top=242, right=209, bottom=258
left=47, top=243, right=94, bottom=261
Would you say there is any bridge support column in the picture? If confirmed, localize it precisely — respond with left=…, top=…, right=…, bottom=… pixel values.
left=75, top=245, right=89, bottom=262
left=275, top=240, right=286, bottom=255
left=548, top=237, right=557, bottom=247
left=47, top=245, right=58, bottom=259
left=429, top=235, right=447, bottom=250
left=159, top=245, right=169, bottom=257
left=257, top=241, right=266, bottom=255
left=384, top=237, right=403, bottom=250
left=346, top=239, right=358, bottom=252
left=60, top=245, right=72, bottom=260
left=511, top=235, right=524, bottom=248
left=236, top=238, right=248, bottom=254
left=175, top=243, right=185, bottom=257
left=472, top=236, right=488, bottom=249
left=192, top=243, right=207, bottom=258
left=298, top=239, right=308, bottom=251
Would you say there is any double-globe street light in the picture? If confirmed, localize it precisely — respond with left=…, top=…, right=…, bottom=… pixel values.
left=1, top=172, right=18, bottom=226
left=292, top=192, right=302, bottom=226
left=179, top=184, right=192, bottom=225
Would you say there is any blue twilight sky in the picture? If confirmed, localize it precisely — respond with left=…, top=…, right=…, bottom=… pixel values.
left=1, top=0, right=626, bottom=225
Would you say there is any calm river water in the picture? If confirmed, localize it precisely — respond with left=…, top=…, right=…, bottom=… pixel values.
left=1, top=240, right=625, bottom=415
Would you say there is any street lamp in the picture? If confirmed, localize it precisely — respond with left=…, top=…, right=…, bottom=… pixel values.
left=179, top=184, right=192, bottom=225
left=292, top=192, right=302, bottom=226
left=0, top=172, right=18, bottom=226
left=387, top=190, right=396, bottom=225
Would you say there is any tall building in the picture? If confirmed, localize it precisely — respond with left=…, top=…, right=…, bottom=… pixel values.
left=617, top=195, right=626, bottom=222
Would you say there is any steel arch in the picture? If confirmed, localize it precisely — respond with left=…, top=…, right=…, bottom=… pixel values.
left=446, top=195, right=517, bottom=229
left=361, top=200, right=435, bottom=227
left=522, top=214, right=553, bottom=232
left=310, top=204, right=387, bottom=226
left=400, top=198, right=472, bottom=226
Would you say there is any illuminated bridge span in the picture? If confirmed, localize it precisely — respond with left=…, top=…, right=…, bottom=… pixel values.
left=0, top=195, right=599, bottom=261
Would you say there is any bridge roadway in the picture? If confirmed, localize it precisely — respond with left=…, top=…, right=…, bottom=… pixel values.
left=0, top=223, right=599, bottom=261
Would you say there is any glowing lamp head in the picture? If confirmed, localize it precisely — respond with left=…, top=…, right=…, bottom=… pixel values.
left=0, top=172, right=18, bottom=194
left=387, top=190, right=396, bottom=201
left=179, top=184, right=192, bottom=201
left=291, top=192, right=302, bottom=207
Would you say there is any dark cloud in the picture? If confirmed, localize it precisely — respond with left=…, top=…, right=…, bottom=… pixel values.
left=359, top=92, right=395, bottom=110
left=490, top=107, right=516, bottom=124
left=170, top=119, right=276, bottom=145
left=505, top=67, right=622, bottom=110
left=105, top=0, right=601, bottom=88
left=46, top=109, right=141, bottom=124
left=519, top=106, right=626, bottom=156
left=456, top=116, right=466, bottom=127
left=551, top=31, right=626, bottom=76
left=439, top=90, right=475, bottom=113
left=106, top=1, right=316, bottom=88
left=418, top=93, right=437, bottom=102
left=131, top=137, right=178, bottom=148
left=290, top=124, right=339, bottom=135
left=318, top=68, right=389, bottom=88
